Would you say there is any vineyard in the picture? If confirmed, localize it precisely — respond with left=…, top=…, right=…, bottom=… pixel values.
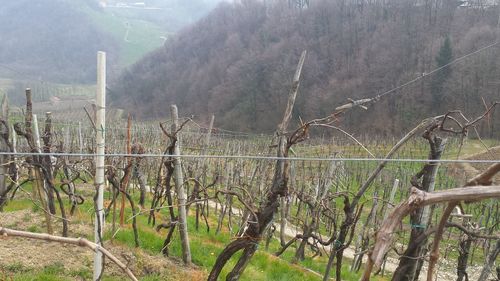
left=0, top=55, right=499, bottom=281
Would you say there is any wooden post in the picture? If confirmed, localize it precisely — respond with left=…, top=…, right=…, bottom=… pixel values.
left=207, top=50, right=307, bottom=281
left=203, top=115, right=215, bottom=156
left=171, top=104, right=192, bottom=264
left=33, top=114, right=42, bottom=153
left=94, top=51, right=106, bottom=281
left=392, top=136, right=446, bottom=281
left=11, top=124, right=16, bottom=154
left=380, top=178, right=399, bottom=274
left=0, top=96, right=8, bottom=210
left=198, top=114, right=215, bottom=177
left=383, top=179, right=399, bottom=221
left=119, top=115, right=132, bottom=225
left=78, top=122, right=83, bottom=160
left=11, top=124, right=17, bottom=184
left=199, top=115, right=214, bottom=225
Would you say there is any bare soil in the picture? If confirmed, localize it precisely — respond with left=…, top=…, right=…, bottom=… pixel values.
left=0, top=209, right=205, bottom=280
left=449, top=145, right=500, bottom=185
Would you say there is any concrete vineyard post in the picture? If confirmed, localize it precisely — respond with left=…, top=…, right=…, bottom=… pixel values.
left=94, top=51, right=106, bottom=281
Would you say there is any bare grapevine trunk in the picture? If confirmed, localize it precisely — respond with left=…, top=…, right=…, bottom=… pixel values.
left=0, top=95, right=10, bottom=211
left=478, top=239, right=500, bottom=281
left=208, top=50, right=307, bottom=281
left=14, top=89, right=53, bottom=234
left=456, top=233, right=472, bottom=281
left=323, top=118, right=438, bottom=281
left=392, top=129, right=446, bottom=281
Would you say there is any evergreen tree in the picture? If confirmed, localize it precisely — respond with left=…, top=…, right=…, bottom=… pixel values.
left=431, top=36, right=453, bottom=111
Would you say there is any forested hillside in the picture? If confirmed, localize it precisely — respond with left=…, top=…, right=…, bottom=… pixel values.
left=111, top=0, right=500, bottom=136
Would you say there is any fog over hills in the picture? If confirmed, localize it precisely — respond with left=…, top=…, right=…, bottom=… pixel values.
left=0, top=0, right=223, bottom=84
left=0, top=0, right=117, bottom=83
left=111, top=0, right=500, bottom=135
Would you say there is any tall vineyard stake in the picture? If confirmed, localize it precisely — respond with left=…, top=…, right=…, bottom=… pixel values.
left=78, top=121, right=83, bottom=160
left=33, top=115, right=41, bottom=153
left=11, top=124, right=18, bottom=191
left=171, top=104, right=192, bottom=264
left=33, top=114, right=56, bottom=222
left=120, top=115, right=132, bottom=225
left=200, top=115, right=214, bottom=179
left=380, top=178, right=399, bottom=275
left=207, top=50, right=307, bottom=281
left=201, top=115, right=214, bottom=223
left=94, top=51, right=106, bottom=281
left=0, top=96, right=8, bottom=210
left=11, top=124, right=16, bottom=156
left=383, top=179, right=399, bottom=221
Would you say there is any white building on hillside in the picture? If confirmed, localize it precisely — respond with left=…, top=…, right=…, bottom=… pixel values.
left=459, top=0, right=498, bottom=8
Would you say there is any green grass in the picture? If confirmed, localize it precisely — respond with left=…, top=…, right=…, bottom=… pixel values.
left=69, top=268, right=93, bottom=279
left=5, top=192, right=327, bottom=280
left=3, top=196, right=33, bottom=213
left=42, top=263, right=65, bottom=275
left=106, top=202, right=386, bottom=281
left=0, top=163, right=461, bottom=281
left=4, top=263, right=30, bottom=273
left=2, top=135, right=497, bottom=280
left=76, top=3, right=167, bottom=66
left=9, top=272, right=69, bottom=281
left=26, top=225, right=40, bottom=233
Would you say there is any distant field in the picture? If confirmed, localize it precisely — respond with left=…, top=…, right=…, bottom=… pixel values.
left=76, top=2, right=168, bottom=66
left=0, top=78, right=97, bottom=120
left=0, top=79, right=95, bottom=100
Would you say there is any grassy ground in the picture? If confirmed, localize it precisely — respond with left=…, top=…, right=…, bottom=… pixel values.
left=1, top=137, right=496, bottom=280
left=1, top=182, right=392, bottom=281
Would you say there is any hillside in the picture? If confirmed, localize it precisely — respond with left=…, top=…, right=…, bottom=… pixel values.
left=88, top=0, right=224, bottom=66
left=0, top=0, right=222, bottom=85
left=0, top=0, right=119, bottom=83
left=111, top=0, right=500, bottom=136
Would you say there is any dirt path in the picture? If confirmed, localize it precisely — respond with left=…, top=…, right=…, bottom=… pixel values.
left=205, top=149, right=500, bottom=281
left=207, top=199, right=491, bottom=280
left=127, top=145, right=500, bottom=281
left=453, top=145, right=500, bottom=182
left=205, top=200, right=401, bottom=273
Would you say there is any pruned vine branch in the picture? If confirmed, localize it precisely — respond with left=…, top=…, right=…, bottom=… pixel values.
left=0, top=227, right=138, bottom=281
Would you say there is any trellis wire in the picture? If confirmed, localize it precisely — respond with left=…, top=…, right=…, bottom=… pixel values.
left=0, top=151, right=498, bottom=163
